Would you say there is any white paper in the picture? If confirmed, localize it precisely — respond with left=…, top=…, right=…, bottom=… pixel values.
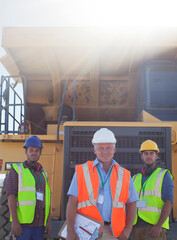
left=36, top=191, right=44, bottom=201
left=97, top=194, right=104, bottom=204
left=60, top=213, right=101, bottom=240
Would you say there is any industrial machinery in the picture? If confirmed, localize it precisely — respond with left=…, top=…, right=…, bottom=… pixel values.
left=0, top=27, right=177, bottom=239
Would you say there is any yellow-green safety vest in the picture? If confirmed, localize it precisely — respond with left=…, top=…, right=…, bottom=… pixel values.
left=11, top=163, right=50, bottom=226
left=133, top=167, right=172, bottom=230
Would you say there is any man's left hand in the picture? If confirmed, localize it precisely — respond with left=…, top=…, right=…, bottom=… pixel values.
left=118, top=226, right=132, bottom=240
left=148, top=224, right=162, bottom=238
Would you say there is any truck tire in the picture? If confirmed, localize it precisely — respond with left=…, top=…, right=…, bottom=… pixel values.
left=0, top=179, right=11, bottom=239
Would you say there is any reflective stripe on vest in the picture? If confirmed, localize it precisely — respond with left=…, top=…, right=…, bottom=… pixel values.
left=113, top=166, right=125, bottom=211
left=133, top=169, right=165, bottom=198
left=78, top=162, right=96, bottom=209
left=17, top=164, right=36, bottom=206
left=141, top=169, right=164, bottom=198
left=132, top=174, right=140, bottom=196
left=17, top=200, right=35, bottom=206
left=11, top=163, right=50, bottom=226
left=133, top=168, right=170, bottom=229
left=78, top=163, right=125, bottom=211
left=139, top=206, right=161, bottom=213
left=76, top=161, right=130, bottom=237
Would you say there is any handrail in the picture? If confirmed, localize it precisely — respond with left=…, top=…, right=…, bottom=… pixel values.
left=57, top=78, right=76, bottom=142
left=0, top=75, right=26, bottom=134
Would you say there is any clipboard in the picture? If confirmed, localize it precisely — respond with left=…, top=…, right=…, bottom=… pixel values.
left=58, top=213, right=103, bottom=240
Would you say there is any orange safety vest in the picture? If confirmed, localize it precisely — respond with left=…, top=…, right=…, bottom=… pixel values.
left=76, top=161, right=130, bottom=237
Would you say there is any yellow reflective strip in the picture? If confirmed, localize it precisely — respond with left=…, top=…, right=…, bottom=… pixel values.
left=17, top=200, right=35, bottom=206
left=138, top=206, right=161, bottom=213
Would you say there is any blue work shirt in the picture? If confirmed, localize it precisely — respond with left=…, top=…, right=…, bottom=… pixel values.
left=68, top=158, right=139, bottom=222
left=142, top=170, right=174, bottom=203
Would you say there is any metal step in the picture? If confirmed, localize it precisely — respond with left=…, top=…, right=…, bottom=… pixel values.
left=167, top=222, right=177, bottom=240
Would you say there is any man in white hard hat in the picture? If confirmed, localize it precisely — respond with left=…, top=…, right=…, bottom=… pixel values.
left=66, top=128, right=138, bottom=240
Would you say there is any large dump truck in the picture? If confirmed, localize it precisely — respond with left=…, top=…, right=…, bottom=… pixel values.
left=0, top=27, right=177, bottom=239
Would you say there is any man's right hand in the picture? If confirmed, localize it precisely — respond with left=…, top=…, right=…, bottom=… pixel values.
left=66, top=195, right=79, bottom=240
left=7, top=194, right=22, bottom=236
left=66, top=231, right=79, bottom=240
left=11, top=221, right=22, bottom=236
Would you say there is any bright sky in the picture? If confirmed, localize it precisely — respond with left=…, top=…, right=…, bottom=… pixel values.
left=0, top=0, right=177, bottom=74
left=0, top=0, right=176, bottom=142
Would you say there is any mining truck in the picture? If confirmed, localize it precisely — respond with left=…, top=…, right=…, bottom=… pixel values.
left=0, top=27, right=177, bottom=239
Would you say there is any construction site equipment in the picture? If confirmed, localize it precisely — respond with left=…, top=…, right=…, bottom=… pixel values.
left=0, top=27, right=177, bottom=239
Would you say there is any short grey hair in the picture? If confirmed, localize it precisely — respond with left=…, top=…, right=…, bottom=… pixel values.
left=94, top=143, right=116, bottom=149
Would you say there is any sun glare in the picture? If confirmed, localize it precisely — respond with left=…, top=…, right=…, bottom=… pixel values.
left=44, top=0, right=177, bottom=28
left=27, top=0, right=177, bottom=28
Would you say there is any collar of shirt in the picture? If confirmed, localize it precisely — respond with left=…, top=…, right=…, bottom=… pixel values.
left=93, top=158, right=118, bottom=173
left=93, top=158, right=118, bottom=222
left=23, top=161, right=43, bottom=173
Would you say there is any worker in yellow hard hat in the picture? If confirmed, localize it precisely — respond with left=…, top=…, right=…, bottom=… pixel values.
left=132, top=140, right=174, bottom=240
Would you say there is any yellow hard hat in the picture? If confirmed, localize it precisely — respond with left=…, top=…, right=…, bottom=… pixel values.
left=139, top=140, right=159, bottom=153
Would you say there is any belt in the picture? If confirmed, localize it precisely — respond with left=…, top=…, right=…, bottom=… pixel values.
left=104, top=221, right=111, bottom=225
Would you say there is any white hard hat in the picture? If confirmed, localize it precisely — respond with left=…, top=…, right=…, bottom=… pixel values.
left=92, top=128, right=117, bottom=144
